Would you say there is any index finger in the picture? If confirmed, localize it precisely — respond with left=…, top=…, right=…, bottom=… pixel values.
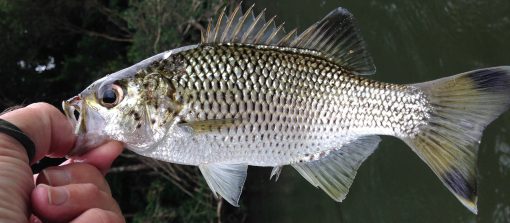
left=0, top=103, right=76, bottom=163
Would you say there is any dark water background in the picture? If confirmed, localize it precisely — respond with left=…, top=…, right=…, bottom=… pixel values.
left=242, top=1, right=510, bottom=222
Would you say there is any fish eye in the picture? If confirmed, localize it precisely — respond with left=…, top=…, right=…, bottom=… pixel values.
left=98, top=84, right=124, bottom=108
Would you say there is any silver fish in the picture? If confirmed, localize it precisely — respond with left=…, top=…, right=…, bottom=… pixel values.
left=62, top=5, right=510, bottom=214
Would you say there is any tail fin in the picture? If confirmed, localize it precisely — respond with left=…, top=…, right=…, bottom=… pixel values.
left=404, top=66, right=510, bottom=214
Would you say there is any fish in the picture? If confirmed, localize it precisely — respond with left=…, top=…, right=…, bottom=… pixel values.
left=62, top=4, right=510, bottom=214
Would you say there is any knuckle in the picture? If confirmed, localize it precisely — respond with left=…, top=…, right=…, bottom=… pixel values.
left=25, top=102, right=57, bottom=125
left=84, top=208, right=123, bottom=223
left=62, top=163, right=103, bottom=181
left=74, top=162, right=101, bottom=174
left=28, top=102, right=56, bottom=112
left=89, top=208, right=108, bottom=220
left=79, top=183, right=101, bottom=195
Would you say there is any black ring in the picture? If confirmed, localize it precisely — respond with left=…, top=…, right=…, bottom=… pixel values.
left=0, top=119, right=35, bottom=162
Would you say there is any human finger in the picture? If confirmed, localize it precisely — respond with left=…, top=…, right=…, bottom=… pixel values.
left=31, top=183, right=122, bottom=223
left=36, top=163, right=111, bottom=194
left=70, top=140, right=124, bottom=174
left=70, top=208, right=125, bottom=223
left=0, top=102, right=73, bottom=223
left=0, top=102, right=76, bottom=163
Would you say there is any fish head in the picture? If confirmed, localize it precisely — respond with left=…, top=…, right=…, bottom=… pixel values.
left=63, top=56, right=183, bottom=156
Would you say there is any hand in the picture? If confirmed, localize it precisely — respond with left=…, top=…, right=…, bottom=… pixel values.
left=32, top=145, right=124, bottom=223
left=0, top=103, right=125, bottom=222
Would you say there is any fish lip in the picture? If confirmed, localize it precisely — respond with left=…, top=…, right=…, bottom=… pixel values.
left=62, top=95, right=85, bottom=134
left=62, top=95, right=106, bottom=156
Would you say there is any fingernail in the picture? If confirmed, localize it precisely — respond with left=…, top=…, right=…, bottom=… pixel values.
left=47, top=186, right=69, bottom=205
left=30, top=214, right=43, bottom=223
left=42, top=169, right=71, bottom=185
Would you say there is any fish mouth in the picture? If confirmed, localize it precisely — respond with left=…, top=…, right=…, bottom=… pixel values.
left=62, top=95, right=85, bottom=134
left=63, top=95, right=107, bottom=156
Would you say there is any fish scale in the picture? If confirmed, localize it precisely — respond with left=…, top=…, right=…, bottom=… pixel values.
left=149, top=44, right=430, bottom=165
left=63, top=5, right=510, bottom=211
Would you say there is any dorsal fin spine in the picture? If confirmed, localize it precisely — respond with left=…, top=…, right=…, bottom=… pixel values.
left=220, top=6, right=241, bottom=42
left=201, top=5, right=376, bottom=75
left=290, top=25, right=312, bottom=47
left=265, top=23, right=285, bottom=45
left=212, top=8, right=227, bottom=42
left=202, top=19, right=209, bottom=42
left=232, top=5, right=255, bottom=42
left=241, top=9, right=266, bottom=42
left=277, top=29, right=297, bottom=45
left=253, top=16, right=276, bottom=44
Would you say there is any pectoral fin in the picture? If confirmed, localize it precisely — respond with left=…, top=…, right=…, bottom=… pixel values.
left=179, top=119, right=239, bottom=134
left=199, top=163, right=248, bottom=206
left=292, top=136, right=380, bottom=201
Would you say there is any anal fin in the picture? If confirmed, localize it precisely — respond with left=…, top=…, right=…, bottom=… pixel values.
left=270, top=166, right=283, bottom=181
left=199, top=163, right=248, bottom=206
left=292, top=136, right=380, bottom=201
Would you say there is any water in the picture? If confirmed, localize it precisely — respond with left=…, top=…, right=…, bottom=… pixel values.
left=242, top=0, right=510, bottom=222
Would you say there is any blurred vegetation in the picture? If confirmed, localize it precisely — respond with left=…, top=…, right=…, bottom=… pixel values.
left=0, top=0, right=245, bottom=222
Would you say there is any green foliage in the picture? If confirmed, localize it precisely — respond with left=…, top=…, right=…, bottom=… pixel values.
left=123, top=0, right=224, bottom=61
left=0, top=0, right=227, bottom=109
left=106, top=154, right=223, bottom=223
left=130, top=178, right=217, bottom=223
left=0, top=0, right=132, bottom=108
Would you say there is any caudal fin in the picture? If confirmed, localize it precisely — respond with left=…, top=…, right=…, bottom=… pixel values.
left=404, top=66, right=510, bottom=214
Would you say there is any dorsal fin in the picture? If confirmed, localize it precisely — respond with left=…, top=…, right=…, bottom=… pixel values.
left=202, top=4, right=289, bottom=45
left=289, top=8, right=375, bottom=75
left=202, top=5, right=375, bottom=75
